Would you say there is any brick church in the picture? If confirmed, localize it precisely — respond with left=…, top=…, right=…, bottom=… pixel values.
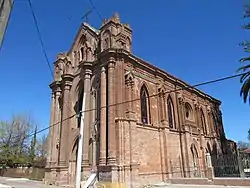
left=45, top=13, right=230, bottom=187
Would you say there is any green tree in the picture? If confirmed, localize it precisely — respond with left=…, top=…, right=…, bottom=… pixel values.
left=237, top=141, right=250, bottom=151
left=36, top=134, right=48, bottom=158
left=239, top=5, right=250, bottom=104
left=29, top=126, right=37, bottom=165
left=248, top=129, right=250, bottom=141
left=34, top=134, right=48, bottom=167
left=0, top=114, right=36, bottom=166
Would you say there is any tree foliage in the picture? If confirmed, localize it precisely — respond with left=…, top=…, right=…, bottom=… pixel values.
left=0, top=115, right=33, bottom=165
left=34, top=135, right=48, bottom=168
left=0, top=115, right=48, bottom=168
left=237, top=141, right=250, bottom=151
left=239, top=5, right=250, bottom=104
left=248, top=129, right=250, bottom=141
left=29, top=126, right=37, bottom=165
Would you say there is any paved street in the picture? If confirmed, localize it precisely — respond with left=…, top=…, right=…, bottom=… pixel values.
left=0, top=177, right=249, bottom=188
left=0, top=177, right=64, bottom=188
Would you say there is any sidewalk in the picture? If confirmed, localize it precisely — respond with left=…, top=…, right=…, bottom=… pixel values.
left=150, top=182, right=250, bottom=188
left=0, top=177, right=63, bottom=188
left=0, top=183, right=12, bottom=188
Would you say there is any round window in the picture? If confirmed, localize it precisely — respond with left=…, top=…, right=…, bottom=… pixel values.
left=185, top=103, right=192, bottom=120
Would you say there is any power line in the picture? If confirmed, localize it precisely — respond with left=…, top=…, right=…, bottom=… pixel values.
left=27, top=71, right=245, bottom=139
left=92, top=72, right=247, bottom=111
left=27, top=0, right=53, bottom=77
left=25, top=0, right=102, bottom=141
left=27, top=0, right=75, bottom=116
left=88, top=0, right=103, bottom=21
left=26, top=114, right=76, bottom=139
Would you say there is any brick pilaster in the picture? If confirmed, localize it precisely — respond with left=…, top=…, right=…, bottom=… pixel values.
left=49, top=81, right=62, bottom=166
left=59, top=74, right=74, bottom=166
left=81, top=64, right=92, bottom=165
left=46, top=91, right=55, bottom=167
left=99, top=66, right=107, bottom=165
left=107, top=57, right=116, bottom=164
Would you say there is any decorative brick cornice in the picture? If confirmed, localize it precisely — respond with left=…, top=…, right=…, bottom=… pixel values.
left=193, top=99, right=200, bottom=110
left=158, top=89, right=165, bottom=98
left=125, top=66, right=134, bottom=87
left=61, top=74, right=74, bottom=90
left=49, top=81, right=62, bottom=93
left=125, top=76, right=134, bottom=87
left=79, top=61, right=93, bottom=69
left=115, top=116, right=136, bottom=123
left=100, top=65, right=106, bottom=73
left=108, top=57, right=116, bottom=69
left=79, top=62, right=93, bottom=80
left=206, top=105, right=211, bottom=113
left=61, top=74, right=74, bottom=83
left=177, top=93, right=184, bottom=104
left=125, top=80, right=134, bottom=87
left=97, top=48, right=130, bottom=62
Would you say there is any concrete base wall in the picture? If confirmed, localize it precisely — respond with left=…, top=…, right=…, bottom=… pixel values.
left=44, top=165, right=91, bottom=187
left=45, top=167, right=250, bottom=188
left=169, top=177, right=250, bottom=187
left=170, top=178, right=212, bottom=185
left=213, top=178, right=250, bottom=186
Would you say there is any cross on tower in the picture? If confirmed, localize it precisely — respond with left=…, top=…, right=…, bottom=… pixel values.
left=81, top=9, right=93, bottom=23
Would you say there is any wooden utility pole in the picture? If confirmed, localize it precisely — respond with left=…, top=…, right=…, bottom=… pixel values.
left=0, top=0, right=14, bottom=52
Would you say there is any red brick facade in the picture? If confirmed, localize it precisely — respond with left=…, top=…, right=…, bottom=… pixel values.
left=44, top=13, right=228, bottom=187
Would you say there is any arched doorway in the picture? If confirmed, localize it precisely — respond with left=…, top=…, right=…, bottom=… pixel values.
left=68, top=136, right=79, bottom=184
left=191, top=144, right=200, bottom=177
left=205, top=142, right=212, bottom=168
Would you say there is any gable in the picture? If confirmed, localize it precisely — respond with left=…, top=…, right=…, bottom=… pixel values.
left=68, top=23, right=99, bottom=55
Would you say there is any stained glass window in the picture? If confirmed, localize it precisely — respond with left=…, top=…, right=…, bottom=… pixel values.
left=140, top=85, right=150, bottom=124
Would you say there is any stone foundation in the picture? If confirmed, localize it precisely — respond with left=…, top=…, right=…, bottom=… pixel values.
left=44, top=168, right=57, bottom=185
left=44, top=165, right=250, bottom=188
left=44, top=165, right=92, bottom=187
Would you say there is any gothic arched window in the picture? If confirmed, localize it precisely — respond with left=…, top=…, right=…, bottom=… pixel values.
left=140, top=84, right=150, bottom=124
left=167, top=97, right=175, bottom=129
left=103, top=30, right=111, bottom=50
left=77, top=90, right=84, bottom=128
left=80, top=47, right=84, bottom=61
left=77, top=51, right=80, bottom=63
left=212, top=113, right=217, bottom=135
left=201, top=110, right=207, bottom=135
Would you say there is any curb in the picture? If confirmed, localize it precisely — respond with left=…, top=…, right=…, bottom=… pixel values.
left=0, top=184, right=12, bottom=188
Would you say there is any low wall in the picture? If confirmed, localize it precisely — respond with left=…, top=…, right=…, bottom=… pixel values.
left=0, top=167, right=45, bottom=181
left=213, top=178, right=250, bottom=186
left=170, top=178, right=212, bottom=185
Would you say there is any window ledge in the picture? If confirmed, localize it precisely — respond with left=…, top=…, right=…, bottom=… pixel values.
left=136, top=122, right=160, bottom=131
left=169, top=128, right=178, bottom=132
left=136, top=122, right=153, bottom=127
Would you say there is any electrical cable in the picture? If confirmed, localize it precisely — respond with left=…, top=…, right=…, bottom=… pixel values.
left=88, top=0, right=103, bottom=21
left=27, top=0, right=75, bottom=115
left=27, top=0, right=53, bottom=77
left=24, top=71, right=245, bottom=139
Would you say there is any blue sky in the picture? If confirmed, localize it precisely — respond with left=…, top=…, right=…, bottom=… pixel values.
left=0, top=0, right=249, bottom=142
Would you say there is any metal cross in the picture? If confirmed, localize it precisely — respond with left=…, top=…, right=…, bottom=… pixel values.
left=81, top=8, right=93, bottom=23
